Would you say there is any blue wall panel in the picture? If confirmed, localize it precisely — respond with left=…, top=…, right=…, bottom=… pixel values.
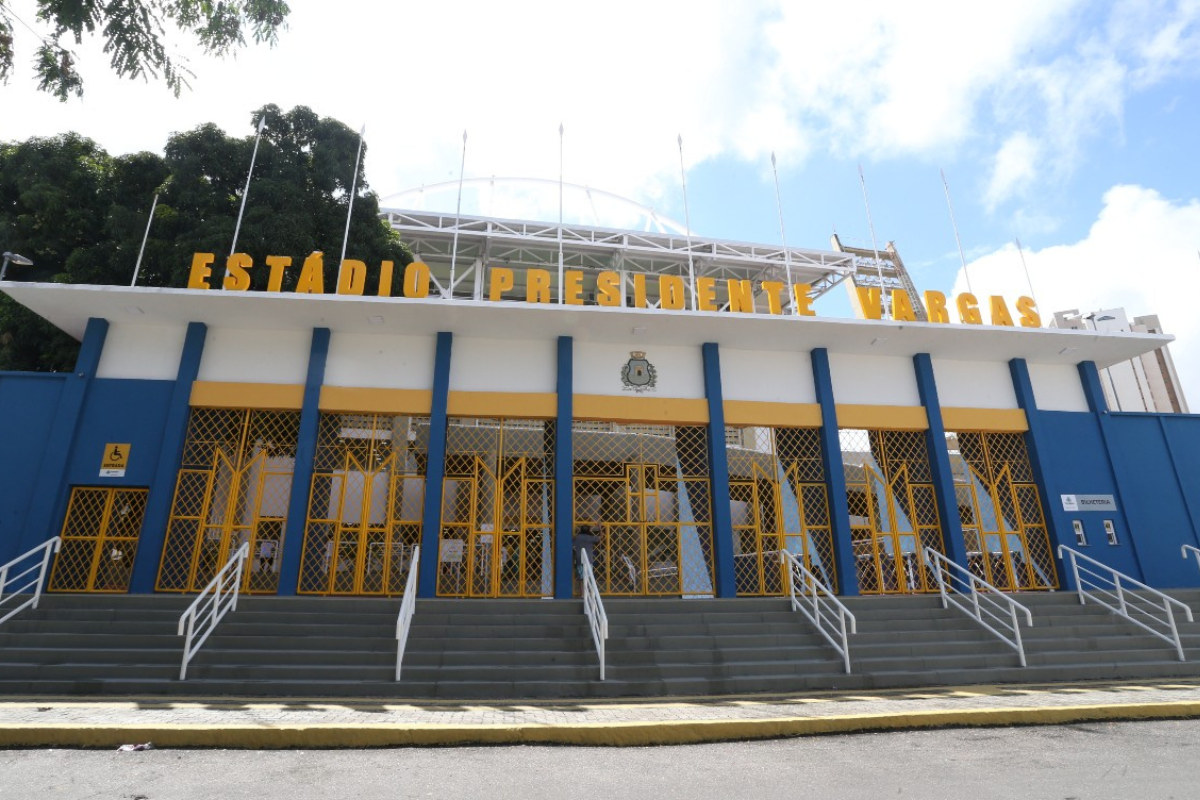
left=0, top=374, right=67, bottom=563
left=1037, top=410, right=1141, bottom=579
left=64, top=379, right=173, bottom=488
left=1106, top=413, right=1200, bottom=588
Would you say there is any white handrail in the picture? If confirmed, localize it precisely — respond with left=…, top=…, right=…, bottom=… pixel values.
left=580, top=549, right=608, bottom=680
left=780, top=549, right=857, bottom=674
left=1059, top=545, right=1194, bottom=661
left=1183, top=544, right=1200, bottom=571
left=394, top=545, right=420, bottom=680
left=924, top=547, right=1034, bottom=667
left=177, top=541, right=249, bottom=680
left=0, top=537, right=61, bottom=628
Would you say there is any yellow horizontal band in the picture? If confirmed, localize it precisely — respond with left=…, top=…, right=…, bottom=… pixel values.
left=447, top=391, right=557, bottom=419
left=190, top=381, right=304, bottom=410
left=723, top=401, right=822, bottom=428
left=941, top=407, right=1029, bottom=433
left=319, top=387, right=432, bottom=415
left=574, top=394, right=709, bottom=425
left=835, top=404, right=928, bottom=431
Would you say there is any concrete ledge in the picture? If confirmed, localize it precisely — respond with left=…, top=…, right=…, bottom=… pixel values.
left=3, top=701, right=1200, bottom=748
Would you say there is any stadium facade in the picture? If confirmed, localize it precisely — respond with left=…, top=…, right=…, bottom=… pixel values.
left=1, top=207, right=1198, bottom=602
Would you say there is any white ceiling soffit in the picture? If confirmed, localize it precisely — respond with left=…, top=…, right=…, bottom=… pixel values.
left=0, top=282, right=1172, bottom=370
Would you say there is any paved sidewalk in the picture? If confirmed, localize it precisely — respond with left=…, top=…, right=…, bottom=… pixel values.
left=2, top=679, right=1200, bottom=747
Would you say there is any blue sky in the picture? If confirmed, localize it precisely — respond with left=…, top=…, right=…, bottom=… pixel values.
left=3, top=0, right=1199, bottom=398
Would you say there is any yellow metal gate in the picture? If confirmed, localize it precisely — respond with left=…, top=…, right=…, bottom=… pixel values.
left=727, top=426, right=836, bottom=595
left=949, top=431, right=1057, bottom=590
left=48, top=487, right=148, bottom=593
left=436, top=418, right=554, bottom=598
left=573, top=422, right=714, bottom=596
left=842, top=429, right=944, bottom=594
left=299, top=413, right=428, bottom=595
left=157, top=408, right=300, bottom=594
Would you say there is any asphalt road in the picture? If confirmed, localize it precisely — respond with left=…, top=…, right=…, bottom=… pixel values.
left=2, top=719, right=1197, bottom=800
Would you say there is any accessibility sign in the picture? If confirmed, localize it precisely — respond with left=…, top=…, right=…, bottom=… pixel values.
left=100, top=443, right=131, bottom=478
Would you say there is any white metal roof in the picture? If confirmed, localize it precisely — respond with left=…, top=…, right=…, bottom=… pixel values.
left=1, top=282, right=1172, bottom=370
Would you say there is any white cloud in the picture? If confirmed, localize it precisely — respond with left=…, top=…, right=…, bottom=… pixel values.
left=951, top=184, right=1200, bottom=405
left=0, top=0, right=1197, bottom=222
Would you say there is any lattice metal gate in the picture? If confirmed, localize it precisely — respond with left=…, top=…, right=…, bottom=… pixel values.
left=436, top=418, right=555, bottom=598
left=157, top=408, right=300, bottom=594
left=842, top=429, right=944, bottom=594
left=48, top=487, right=148, bottom=593
left=948, top=431, right=1057, bottom=590
left=727, top=426, right=836, bottom=595
left=299, top=413, right=429, bottom=595
left=573, top=422, right=715, bottom=596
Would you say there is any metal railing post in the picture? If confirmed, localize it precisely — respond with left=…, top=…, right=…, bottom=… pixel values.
left=0, top=537, right=64, bottom=628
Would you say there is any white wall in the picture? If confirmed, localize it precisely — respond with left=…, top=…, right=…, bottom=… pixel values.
left=932, top=359, right=1019, bottom=409
left=828, top=353, right=921, bottom=406
left=96, top=323, right=187, bottom=380
left=449, top=336, right=557, bottom=394
left=1028, top=362, right=1090, bottom=412
left=574, top=342, right=705, bottom=398
left=720, top=348, right=816, bottom=403
left=197, top=328, right=311, bottom=385
left=324, top=332, right=436, bottom=390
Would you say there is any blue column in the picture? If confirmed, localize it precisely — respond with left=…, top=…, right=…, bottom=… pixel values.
left=810, top=348, right=858, bottom=595
left=276, top=327, right=330, bottom=597
left=1009, top=357, right=1074, bottom=589
left=1077, top=360, right=1145, bottom=580
left=418, top=332, right=453, bottom=598
left=913, top=353, right=969, bottom=567
left=129, top=322, right=207, bottom=593
left=701, top=343, right=737, bottom=598
left=19, top=317, right=108, bottom=554
left=553, top=336, right=575, bottom=599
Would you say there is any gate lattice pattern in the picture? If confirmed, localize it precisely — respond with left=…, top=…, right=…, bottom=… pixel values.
left=573, top=422, right=714, bottom=596
left=726, top=426, right=836, bottom=595
left=49, top=487, right=148, bottom=593
left=157, top=408, right=300, bottom=594
left=437, top=418, right=555, bottom=598
left=948, top=431, right=1057, bottom=590
left=299, top=414, right=430, bottom=595
left=841, top=429, right=944, bottom=594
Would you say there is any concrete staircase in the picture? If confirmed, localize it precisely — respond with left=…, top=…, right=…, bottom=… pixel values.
left=0, top=590, right=1198, bottom=698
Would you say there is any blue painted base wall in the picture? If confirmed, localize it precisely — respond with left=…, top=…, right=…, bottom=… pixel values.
left=0, top=374, right=67, bottom=563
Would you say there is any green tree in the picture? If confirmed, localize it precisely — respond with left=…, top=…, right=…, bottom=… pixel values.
left=0, top=105, right=411, bottom=371
left=0, top=0, right=290, bottom=100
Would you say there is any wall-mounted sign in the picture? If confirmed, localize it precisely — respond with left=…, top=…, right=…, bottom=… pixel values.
left=100, top=443, right=130, bottom=478
left=184, top=252, right=1040, bottom=327
left=1061, top=494, right=1117, bottom=512
left=622, top=351, right=657, bottom=393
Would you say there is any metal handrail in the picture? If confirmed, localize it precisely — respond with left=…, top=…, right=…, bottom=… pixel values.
left=0, top=537, right=61, bottom=628
left=1059, top=545, right=1194, bottom=661
left=580, top=550, right=608, bottom=680
left=780, top=549, right=857, bottom=673
left=177, top=542, right=249, bottom=680
left=1183, top=544, right=1200, bottom=571
left=394, top=546, right=420, bottom=680
left=924, top=547, right=1034, bottom=667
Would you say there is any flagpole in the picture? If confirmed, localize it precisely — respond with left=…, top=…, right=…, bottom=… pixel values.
left=858, top=164, right=888, bottom=316
left=1015, top=237, right=1038, bottom=309
left=557, top=123, right=564, bottom=305
left=230, top=116, right=267, bottom=260
left=449, top=130, right=467, bottom=300
left=941, top=168, right=974, bottom=296
left=338, top=124, right=366, bottom=286
left=678, top=134, right=697, bottom=311
left=131, top=192, right=158, bottom=287
left=770, top=152, right=794, bottom=312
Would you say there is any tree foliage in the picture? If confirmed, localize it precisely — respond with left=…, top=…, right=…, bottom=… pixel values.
left=0, top=104, right=411, bottom=371
left=0, top=0, right=289, bottom=100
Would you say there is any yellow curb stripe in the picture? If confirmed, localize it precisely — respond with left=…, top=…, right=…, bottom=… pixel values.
left=2, top=702, right=1199, bottom=748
